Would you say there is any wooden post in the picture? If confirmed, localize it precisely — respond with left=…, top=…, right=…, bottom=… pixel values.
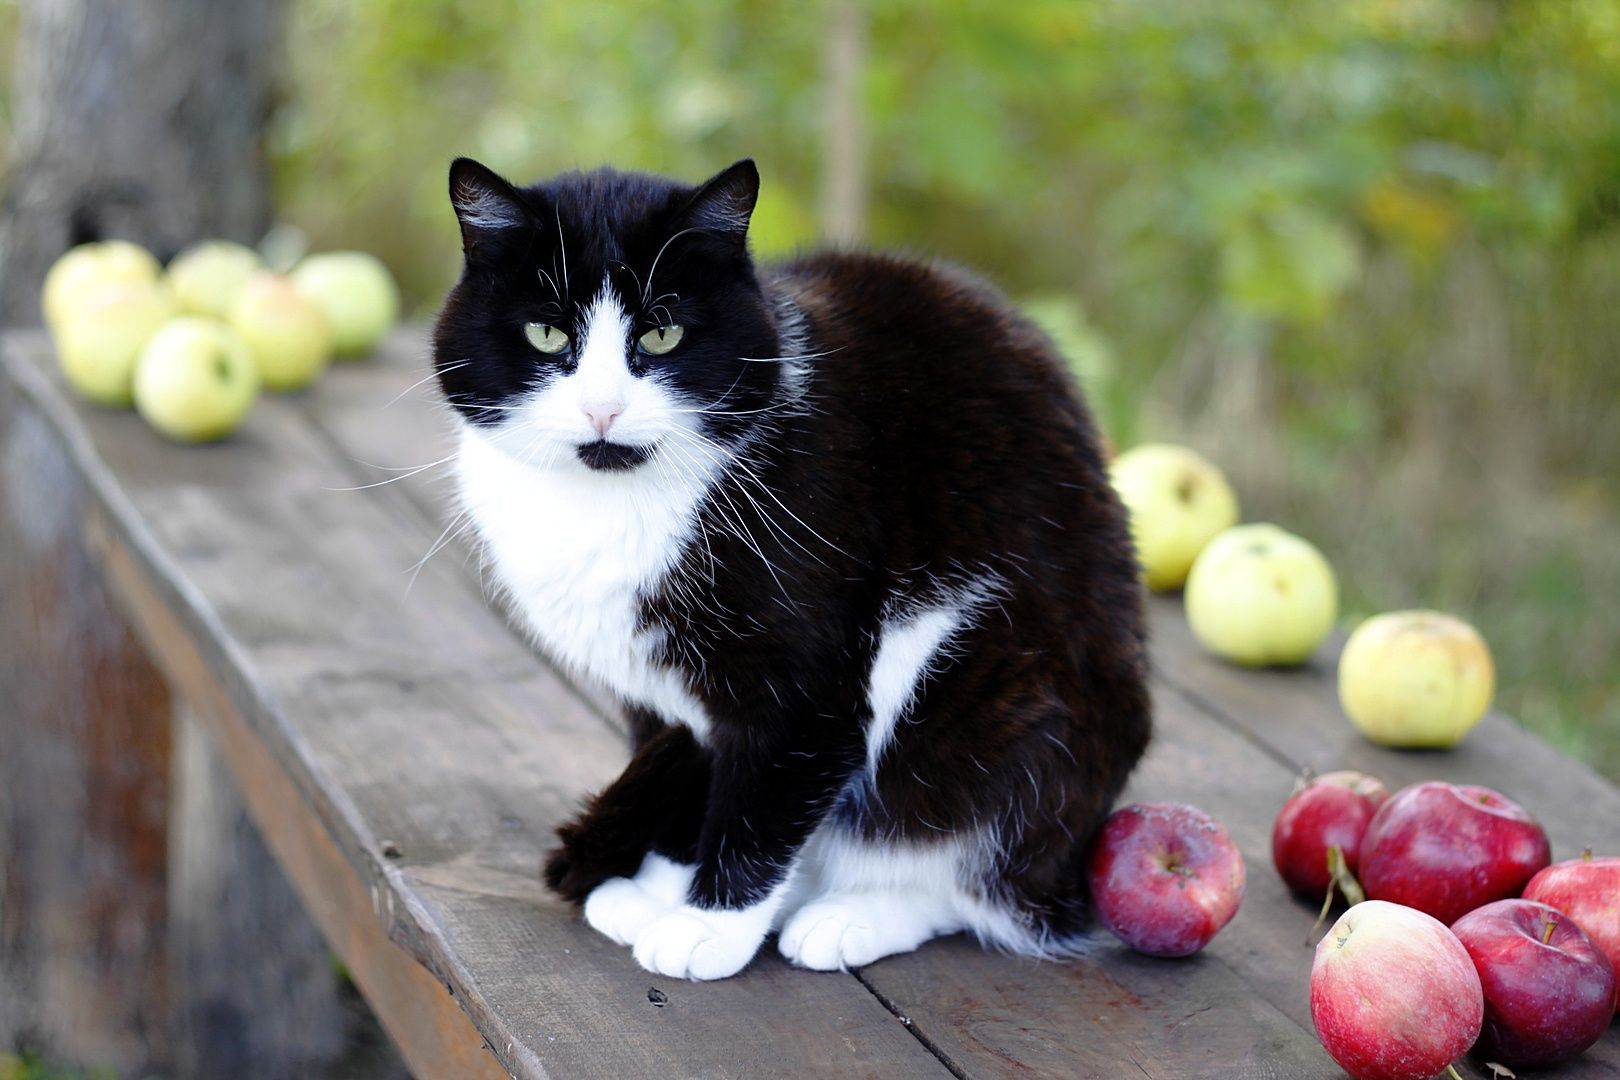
left=0, top=0, right=285, bottom=323
left=0, top=385, right=408, bottom=1078
left=168, top=710, right=412, bottom=1080
left=0, top=389, right=175, bottom=1074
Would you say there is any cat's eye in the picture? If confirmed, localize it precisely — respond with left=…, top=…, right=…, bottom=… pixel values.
left=524, top=322, right=570, bottom=355
left=637, top=325, right=685, bottom=356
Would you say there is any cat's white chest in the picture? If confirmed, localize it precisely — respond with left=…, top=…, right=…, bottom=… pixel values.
left=455, top=428, right=713, bottom=739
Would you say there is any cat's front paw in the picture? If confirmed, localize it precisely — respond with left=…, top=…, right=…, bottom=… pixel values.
left=778, top=897, right=882, bottom=970
left=583, top=854, right=693, bottom=945
left=779, top=893, right=952, bottom=971
left=631, top=905, right=772, bottom=981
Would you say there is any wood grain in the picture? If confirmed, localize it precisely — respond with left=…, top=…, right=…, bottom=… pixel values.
left=4, top=332, right=948, bottom=1080
left=10, top=324, right=1618, bottom=1078
left=1147, top=597, right=1620, bottom=1074
left=1147, top=596, right=1620, bottom=860
left=296, top=337, right=1339, bottom=1078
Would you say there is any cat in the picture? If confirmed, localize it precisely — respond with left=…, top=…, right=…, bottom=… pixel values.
left=433, top=156, right=1151, bottom=981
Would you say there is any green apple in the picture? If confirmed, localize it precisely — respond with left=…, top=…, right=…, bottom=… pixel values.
left=1338, top=610, right=1494, bottom=748
left=290, top=251, right=400, bottom=357
left=228, top=272, right=333, bottom=391
left=1185, top=523, right=1338, bottom=666
left=133, top=317, right=259, bottom=442
left=53, top=282, right=177, bottom=407
left=1110, top=443, right=1240, bottom=591
left=42, top=240, right=162, bottom=329
left=166, top=240, right=263, bottom=319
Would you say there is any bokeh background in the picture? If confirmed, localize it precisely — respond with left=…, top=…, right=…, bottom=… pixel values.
left=1, top=0, right=1617, bottom=772
left=1, top=2, right=1618, bottom=1077
left=267, top=0, right=1618, bottom=778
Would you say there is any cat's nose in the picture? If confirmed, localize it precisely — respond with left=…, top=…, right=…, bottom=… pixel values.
left=581, top=400, right=624, bottom=438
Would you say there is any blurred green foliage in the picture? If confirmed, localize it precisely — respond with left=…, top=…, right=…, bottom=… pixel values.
left=0, top=1053, right=115, bottom=1080
left=1, top=0, right=1611, bottom=772
left=277, top=0, right=1620, bottom=778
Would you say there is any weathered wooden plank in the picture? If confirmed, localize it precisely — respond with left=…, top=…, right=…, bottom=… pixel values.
left=298, top=336, right=1345, bottom=1078
left=166, top=329, right=1620, bottom=1075
left=91, top=517, right=513, bottom=1080
left=849, top=641, right=1619, bottom=1078
left=1146, top=596, right=1620, bottom=860
left=3, top=332, right=950, bottom=1080
left=1147, top=597, right=1620, bottom=1073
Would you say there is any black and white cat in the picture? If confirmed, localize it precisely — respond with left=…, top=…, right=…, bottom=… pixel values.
left=434, top=157, right=1151, bottom=981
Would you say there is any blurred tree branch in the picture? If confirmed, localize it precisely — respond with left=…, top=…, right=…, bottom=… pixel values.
left=0, top=0, right=284, bottom=325
left=819, top=0, right=866, bottom=245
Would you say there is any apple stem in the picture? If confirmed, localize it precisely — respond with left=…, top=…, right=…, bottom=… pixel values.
left=1308, top=877, right=1336, bottom=943
left=1581, top=847, right=1593, bottom=862
left=1541, top=917, right=1557, bottom=945
left=1446, top=1065, right=1465, bottom=1080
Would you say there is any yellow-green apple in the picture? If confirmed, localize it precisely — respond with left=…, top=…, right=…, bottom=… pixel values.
left=166, top=239, right=263, bottom=319
left=1523, top=854, right=1620, bottom=1014
left=290, top=251, right=399, bottom=357
left=53, top=282, right=177, bottom=406
left=1184, top=523, right=1338, bottom=666
left=1271, top=770, right=1389, bottom=900
left=1109, top=443, right=1240, bottom=590
left=228, top=272, right=332, bottom=391
left=1359, top=782, right=1551, bottom=925
left=1450, top=898, right=1615, bottom=1069
left=42, top=240, right=162, bottom=329
left=1310, top=900, right=1482, bottom=1080
left=1084, top=802, right=1245, bottom=957
left=1338, top=610, right=1494, bottom=748
left=133, top=317, right=259, bottom=442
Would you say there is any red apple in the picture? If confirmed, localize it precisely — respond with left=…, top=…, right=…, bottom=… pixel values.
left=1359, top=782, right=1551, bottom=925
left=1085, top=802, right=1245, bottom=957
left=1450, top=899, right=1615, bottom=1069
left=1271, top=770, right=1389, bottom=899
left=1523, top=853, right=1620, bottom=1014
left=1311, top=900, right=1482, bottom=1080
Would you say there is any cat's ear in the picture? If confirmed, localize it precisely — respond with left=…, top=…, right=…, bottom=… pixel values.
left=448, top=157, right=531, bottom=255
left=675, top=159, right=759, bottom=241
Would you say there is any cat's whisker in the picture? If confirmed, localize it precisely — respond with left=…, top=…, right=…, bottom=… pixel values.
left=608, top=259, right=644, bottom=300
left=650, top=449, right=719, bottom=578
left=674, top=426, right=856, bottom=563
left=384, top=362, right=469, bottom=410
left=641, top=227, right=704, bottom=308
left=327, top=452, right=459, bottom=492
left=446, top=400, right=526, bottom=413
left=554, top=206, right=571, bottom=296
left=660, top=435, right=791, bottom=597
left=536, top=265, right=561, bottom=301
left=667, top=397, right=804, bottom=418
left=666, top=436, right=823, bottom=583
left=734, top=346, right=844, bottom=365
left=403, top=508, right=477, bottom=596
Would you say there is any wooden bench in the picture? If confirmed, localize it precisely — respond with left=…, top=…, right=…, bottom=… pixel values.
left=4, top=327, right=1616, bottom=1079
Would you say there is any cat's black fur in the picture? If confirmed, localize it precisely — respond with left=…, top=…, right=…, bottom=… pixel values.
left=435, top=157, right=1151, bottom=951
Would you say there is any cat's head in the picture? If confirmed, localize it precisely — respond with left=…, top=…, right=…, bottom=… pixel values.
left=433, top=158, right=787, bottom=475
